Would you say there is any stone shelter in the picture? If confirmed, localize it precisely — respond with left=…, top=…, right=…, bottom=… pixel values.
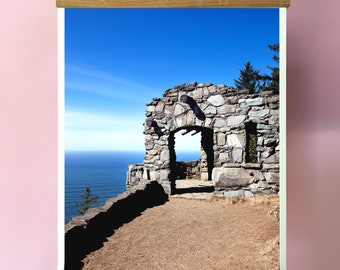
left=127, top=82, right=280, bottom=197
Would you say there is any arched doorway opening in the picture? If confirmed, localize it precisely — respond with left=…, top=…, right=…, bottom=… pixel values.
left=169, top=126, right=214, bottom=194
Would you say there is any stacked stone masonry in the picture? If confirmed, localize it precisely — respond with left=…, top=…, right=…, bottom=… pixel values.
left=127, top=82, right=280, bottom=197
left=65, top=180, right=168, bottom=269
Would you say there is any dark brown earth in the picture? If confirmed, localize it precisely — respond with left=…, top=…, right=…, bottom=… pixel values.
left=81, top=181, right=279, bottom=270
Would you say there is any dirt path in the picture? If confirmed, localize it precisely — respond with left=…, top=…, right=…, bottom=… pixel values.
left=81, top=194, right=279, bottom=270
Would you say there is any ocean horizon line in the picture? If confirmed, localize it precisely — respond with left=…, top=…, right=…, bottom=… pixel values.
left=65, top=149, right=200, bottom=153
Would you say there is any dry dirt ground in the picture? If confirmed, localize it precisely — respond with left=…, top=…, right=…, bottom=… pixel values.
left=81, top=181, right=279, bottom=270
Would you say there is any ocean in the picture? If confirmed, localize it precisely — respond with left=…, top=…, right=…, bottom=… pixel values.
left=65, top=151, right=199, bottom=224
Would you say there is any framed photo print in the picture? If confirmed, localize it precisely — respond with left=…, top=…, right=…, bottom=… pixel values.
left=58, top=1, right=289, bottom=269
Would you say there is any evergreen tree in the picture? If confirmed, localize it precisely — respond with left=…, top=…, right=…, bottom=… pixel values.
left=260, top=43, right=280, bottom=93
left=234, top=61, right=261, bottom=94
left=76, top=187, right=99, bottom=215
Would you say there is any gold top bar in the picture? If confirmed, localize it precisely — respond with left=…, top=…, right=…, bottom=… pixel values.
left=57, top=0, right=290, bottom=8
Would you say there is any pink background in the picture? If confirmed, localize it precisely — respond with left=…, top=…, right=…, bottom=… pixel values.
left=1, top=0, right=339, bottom=269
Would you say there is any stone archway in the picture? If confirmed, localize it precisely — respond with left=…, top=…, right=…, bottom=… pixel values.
left=127, top=82, right=280, bottom=197
left=168, top=126, right=214, bottom=193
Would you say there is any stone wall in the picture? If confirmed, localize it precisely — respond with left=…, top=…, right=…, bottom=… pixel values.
left=175, top=160, right=201, bottom=179
left=126, top=164, right=144, bottom=189
left=65, top=180, right=168, bottom=269
left=127, top=160, right=202, bottom=188
left=127, top=82, right=280, bottom=196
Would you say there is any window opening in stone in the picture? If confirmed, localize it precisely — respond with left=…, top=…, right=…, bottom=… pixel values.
left=245, top=122, right=258, bottom=163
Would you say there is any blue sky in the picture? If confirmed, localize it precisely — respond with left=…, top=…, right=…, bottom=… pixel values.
left=65, top=8, right=279, bottom=152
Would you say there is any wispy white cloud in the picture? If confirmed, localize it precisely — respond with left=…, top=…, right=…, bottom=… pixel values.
left=64, top=64, right=159, bottom=151
left=66, top=64, right=158, bottom=104
left=65, top=110, right=141, bottom=130
left=65, top=129, right=145, bottom=151
left=65, top=110, right=145, bottom=151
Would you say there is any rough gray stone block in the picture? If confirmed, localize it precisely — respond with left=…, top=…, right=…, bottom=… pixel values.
left=264, top=172, right=280, bottom=184
left=227, top=115, right=246, bottom=126
left=208, top=94, right=226, bottom=106
left=263, top=152, right=280, bottom=164
left=212, top=167, right=252, bottom=187
left=249, top=108, right=270, bottom=118
left=227, top=134, right=243, bottom=148
left=224, top=190, right=245, bottom=198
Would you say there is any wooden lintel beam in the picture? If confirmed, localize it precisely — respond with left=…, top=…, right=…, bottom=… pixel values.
left=181, top=129, right=191, bottom=136
left=191, top=130, right=201, bottom=136
left=57, top=0, right=290, bottom=8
